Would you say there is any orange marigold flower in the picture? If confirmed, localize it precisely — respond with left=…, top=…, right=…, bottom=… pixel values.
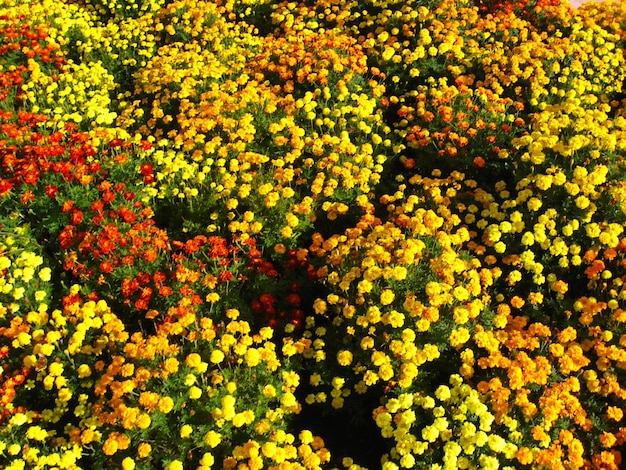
left=157, top=396, right=174, bottom=414
left=607, top=406, right=624, bottom=422
left=516, top=447, right=534, bottom=465
left=600, top=432, right=618, bottom=449
left=138, top=442, right=152, bottom=458
left=510, top=296, right=525, bottom=309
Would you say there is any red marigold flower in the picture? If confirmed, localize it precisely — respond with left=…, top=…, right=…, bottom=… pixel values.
left=61, top=200, right=74, bottom=212
left=218, top=270, right=233, bottom=283
left=100, top=261, right=114, bottom=274
left=140, top=163, right=153, bottom=176
left=0, top=179, right=12, bottom=196
left=70, top=209, right=84, bottom=225
left=260, top=293, right=275, bottom=306
left=44, top=184, right=58, bottom=199
left=286, top=293, right=301, bottom=307
left=20, top=190, right=35, bottom=204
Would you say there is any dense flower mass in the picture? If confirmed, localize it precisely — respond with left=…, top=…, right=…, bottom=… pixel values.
left=0, top=0, right=626, bottom=468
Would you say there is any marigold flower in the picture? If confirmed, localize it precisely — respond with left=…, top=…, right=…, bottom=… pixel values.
left=102, top=437, right=119, bottom=456
left=168, top=460, right=183, bottom=470
left=337, top=350, right=353, bottom=366
left=607, top=406, right=624, bottom=422
left=210, top=350, right=225, bottom=364
left=157, top=396, right=174, bottom=414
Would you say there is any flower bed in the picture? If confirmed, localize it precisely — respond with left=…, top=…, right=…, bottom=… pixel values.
left=0, top=0, right=626, bottom=468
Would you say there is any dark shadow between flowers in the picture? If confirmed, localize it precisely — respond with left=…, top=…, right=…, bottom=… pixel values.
left=291, top=379, right=391, bottom=469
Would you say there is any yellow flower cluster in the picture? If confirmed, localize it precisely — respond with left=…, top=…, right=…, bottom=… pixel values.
left=375, top=374, right=518, bottom=470
left=115, top=0, right=391, bottom=248
left=305, top=178, right=494, bottom=396
left=0, top=220, right=51, bottom=317
left=22, top=58, right=118, bottom=128
left=0, top=286, right=330, bottom=468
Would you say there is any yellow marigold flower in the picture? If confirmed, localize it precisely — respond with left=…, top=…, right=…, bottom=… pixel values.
left=487, top=434, right=507, bottom=453
left=313, top=298, right=327, bottom=315
left=600, top=432, right=617, bottom=449
left=163, top=358, right=179, bottom=374
left=262, top=384, right=276, bottom=398
left=168, top=460, right=183, bottom=470
left=380, top=289, right=395, bottom=305
left=58, top=388, right=72, bottom=402
left=136, top=413, right=150, bottom=430
left=204, top=431, right=222, bottom=448
left=378, top=364, right=394, bottom=381
left=26, top=425, right=47, bottom=441
left=360, top=336, right=375, bottom=350
left=47, top=361, right=63, bottom=376
left=77, top=364, right=91, bottom=379
left=435, top=385, right=451, bottom=402
left=226, top=198, right=238, bottom=210
left=200, top=453, right=215, bottom=467
left=0, top=256, right=10, bottom=270
left=210, top=350, right=225, bottom=364
left=280, top=391, right=298, bottom=409
left=158, top=396, right=174, bottom=414
left=261, top=441, right=277, bottom=459
left=221, top=395, right=236, bottom=420
left=357, top=279, right=373, bottom=294
left=103, top=437, right=119, bottom=456
left=557, top=327, right=577, bottom=343
left=245, top=348, right=261, bottom=367
left=38, top=267, right=52, bottom=281
left=138, top=442, right=152, bottom=458
left=337, top=350, right=353, bottom=366
left=449, top=327, right=471, bottom=348
left=185, top=353, right=202, bottom=369
left=422, top=425, right=439, bottom=442
left=527, top=197, right=542, bottom=211
left=180, top=424, right=193, bottom=439
left=385, top=310, right=404, bottom=328
left=122, top=457, right=135, bottom=470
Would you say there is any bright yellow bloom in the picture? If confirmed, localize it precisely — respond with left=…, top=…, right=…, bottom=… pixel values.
left=380, top=289, right=395, bottom=305
left=157, top=396, right=174, bottom=414
left=168, top=460, right=183, bottom=470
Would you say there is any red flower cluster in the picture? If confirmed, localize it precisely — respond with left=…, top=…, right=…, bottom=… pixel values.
left=247, top=248, right=311, bottom=329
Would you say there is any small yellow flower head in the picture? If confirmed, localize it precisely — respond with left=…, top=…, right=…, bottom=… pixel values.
left=180, top=424, right=193, bottom=438
left=200, top=453, right=215, bottom=467
left=299, top=429, right=314, bottom=445
left=380, top=289, right=395, bottom=305
left=435, top=385, right=451, bottom=401
left=168, top=460, right=183, bottom=470
left=204, top=430, right=222, bottom=448
left=158, top=396, right=174, bottom=414
left=185, top=353, right=202, bottom=369
left=210, top=350, right=225, bottom=364
left=337, top=350, right=353, bottom=366
left=38, top=267, right=52, bottom=281
left=138, top=442, right=152, bottom=458
left=245, top=348, right=261, bottom=367
left=26, top=425, right=48, bottom=441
